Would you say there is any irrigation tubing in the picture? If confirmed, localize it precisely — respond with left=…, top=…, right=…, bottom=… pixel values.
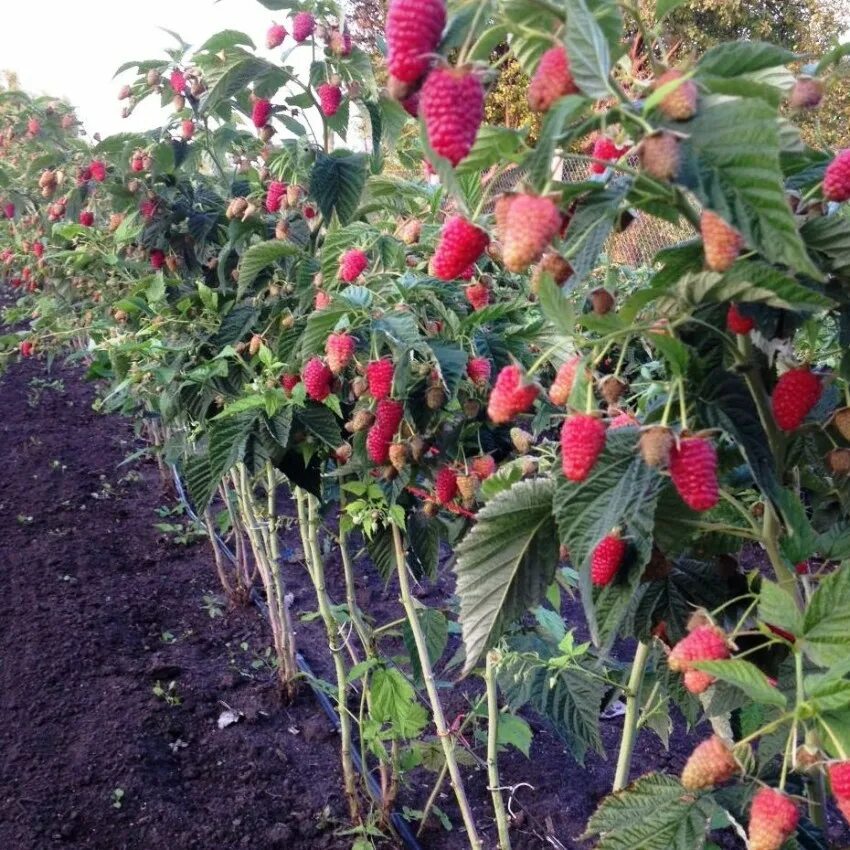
left=169, top=466, right=424, bottom=850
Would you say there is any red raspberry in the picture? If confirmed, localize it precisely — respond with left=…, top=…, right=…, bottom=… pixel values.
left=420, top=66, right=484, bottom=167
left=317, top=83, right=342, bottom=117
left=366, top=424, right=392, bottom=463
left=549, top=356, right=581, bottom=406
left=771, top=367, right=821, bottom=431
left=374, top=399, right=404, bottom=437
left=527, top=46, right=578, bottom=112
left=170, top=69, right=186, bottom=94
left=669, top=436, right=718, bottom=512
left=823, top=149, right=850, bottom=203
left=315, top=290, right=331, bottom=310
left=140, top=199, right=157, bottom=221
left=668, top=625, right=729, bottom=693
left=487, top=365, right=539, bottom=424
left=386, top=0, right=446, bottom=86
left=90, top=160, right=106, bottom=182
left=639, top=131, right=680, bottom=181
left=281, top=373, right=301, bottom=394
left=366, top=358, right=395, bottom=399
left=701, top=211, right=743, bottom=272
left=265, top=180, right=287, bottom=213
left=302, top=357, right=334, bottom=401
left=590, top=136, right=628, bottom=174
left=590, top=532, right=626, bottom=586
left=252, top=98, right=273, bottom=129
left=150, top=249, right=166, bottom=270
left=435, top=466, right=459, bottom=504
left=726, top=303, right=754, bottom=334
left=325, top=332, right=356, bottom=374
left=291, top=12, right=315, bottom=42
left=654, top=68, right=698, bottom=121
left=471, top=455, right=497, bottom=480
left=467, top=356, right=492, bottom=386
left=560, top=414, right=606, bottom=482
left=181, top=119, right=195, bottom=140
left=267, top=23, right=287, bottom=49
left=830, top=762, right=850, bottom=799
left=32, top=242, right=44, bottom=258
left=681, top=736, right=737, bottom=790
left=495, top=193, right=562, bottom=273
left=3, top=203, right=14, bottom=219
left=20, top=341, right=34, bottom=357
left=27, top=117, right=41, bottom=136
left=748, top=788, right=799, bottom=850
left=609, top=410, right=639, bottom=429
left=429, top=216, right=489, bottom=280
left=78, top=211, right=94, bottom=227
left=339, top=248, right=368, bottom=282
left=465, top=280, right=489, bottom=310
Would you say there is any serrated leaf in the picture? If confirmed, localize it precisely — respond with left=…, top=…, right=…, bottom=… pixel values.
left=407, top=510, right=440, bottom=579
left=697, top=42, right=796, bottom=78
left=203, top=57, right=273, bottom=111
left=537, top=271, right=576, bottom=335
left=691, top=659, right=787, bottom=707
left=237, top=240, right=301, bottom=295
left=310, top=150, right=368, bottom=225
left=802, top=567, right=850, bottom=667
left=370, top=667, right=429, bottom=738
left=403, top=608, right=448, bottom=683
left=198, top=30, right=256, bottom=52
left=295, top=405, right=341, bottom=448
left=564, top=0, right=615, bottom=99
left=801, top=215, right=850, bottom=281
left=495, top=712, right=533, bottom=757
left=759, top=580, right=803, bottom=636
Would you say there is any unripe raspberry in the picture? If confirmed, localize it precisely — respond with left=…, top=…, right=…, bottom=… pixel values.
left=531, top=252, right=573, bottom=291
left=590, top=531, right=626, bottom=586
left=345, top=409, right=375, bottom=433
left=291, top=12, right=315, bottom=42
left=317, top=83, right=342, bottom=117
left=726, top=302, right=754, bottom=334
left=398, top=217, right=422, bottom=244
left=549, top=356, right=582, bottom=406
left=315, top=290, right=331, bottom=309
left=669, top=436, right=719, bottom=512
left=668, top=624, right=729, bottom=693
left=771, top=367, right=821, bottom=431
left=826, top=448, right=850, bottom=475
left=375, top=398, right=404, bottom=437
left=788, top=77, right=823, bottom=110
left=386, top=0, right=446, bottom=87
left=487, top=365, right=539, bottom=424
left=302, top=357, right=334, bottom=401
left=599, top=376, right=628, bottom=406
left=471, top=455, right=497, bottom=480
left=495, top=193, right=562, bottom=273
left=339, top=248, right=368, bottom=282
left=510, top=427, right=533, bottom=453
left=435, top=466, right=459, bottom=504
left=420, top=66, right=484, bottom=167
left=267, top=23, right=287, bottom=49
left=366, top=358, right=395, bottom=399
left=654, top=69, right=698, bottom=121
left=639, top=131, right=681, bottom=181
left=701, top=211, right=743, bottom=272
left=429, top=216, right=489, bottom=280
left=823, top=149, right=850, bottom=203
left=465, top=279, right=489, bottom=310
left=590, top=136, right=628, bottom=174
left=832, top=407, right=850, bottom=440
left=681, top=736, right=737, bottom=790
left=527, top=46, right=578, bottom=112
left=560, top=414, right=606, bottom=482
left=639, top=425, right=674, bottom=468
left=456, top=474, right=479, bottom=505
left=748, top=787, right=799, bottom=850
left=325, top=331, right=356, bottom=374
left=252, top=98, right=273, bottom=129
left=467, top=356, right=492, bottom=386
left=590, top=288, right=615, bottom=315
left=389, top=442, right=409, bottom=471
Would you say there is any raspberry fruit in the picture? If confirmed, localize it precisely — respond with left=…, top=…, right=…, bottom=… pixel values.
left=639, top=425, right=675, bottom=468
left=726, top=303, right=754, bottom=334
left=90, top=160, right=106, bottom=182
left=302, top=357, right=334, bottom=401
left=531, top=252, right=573, bottom=291
left=366, top=358, right=395, bottom=399
left=701, top=211, right=743, bottom=272
left=829, top=761, right=850, bottom=814
left=79, top=211, right=94, bottom=227
left=386, top=0, right=446, bottom=87
left=771, top=367, right=821, bottom=431
left=281, top=373, right=301, bottom=394
left=366, top=424, right=392, bottom=463
left=832, top=407, right=850, bottom=440
left=527, top=46, right=578, bottom=112
left=265, top=181, right=287, bottom=213
left=429, top=216, right=489, bottom=280
left=325, top=332, right=356, bottom=374
left=471, top=455, right=497, bottom=480
left=435, top=466, right=459, bottom=504
left=639, top=131, right=680, bottom=182
left=487, top=365, right=539, bottom=424
left=609, top=410, right=639, bottom=429
left=590, top=531, right=626, bottom=586
left=420, top=66, right=484, bottom=167
left=291, top=12, right=315, bottom=42
left=748, top=788, right=799, bottom=850
left=654, top=69, right=698, bottom=121
left=467, top=356, right=492, bottom=386
left=668, top=624, right=729, bottom=693
left=317, top=83, right=342, bottom=117
left=181, top=119, right=195, bottom=140
left=549, top=356, right=582, bottom=407
left=590, top=288, right=615, bottom=315
left=826, top=448, right=850, bottom=475
left=824, top=149, right=850, bottom=203
left=681, top=736, right=737, bottom=790
left=669, top=436, right=719, bottom=512
left=315, top=290, right=331, bottom=310
left=170, top=69, right=186, bottom=94
left=252, top=98, right=273, bottom=129
left=150, top=249, right=166, bottom=270
left=339, top=248, right=368, bottom=282
left=465, top=280, right=489, bottom=311
left=590, top=136, right=628, bottom=174
left=496, top=193, right=562, bottom=273
left=267, top=23, right=287, bottom=49
left=375, top=398, right=404, bottom=436
left=788, top=77, right=823, bottom=110
left=388, top=442, right=409, bottom=471
left=560, top=414, right=606, bottom=482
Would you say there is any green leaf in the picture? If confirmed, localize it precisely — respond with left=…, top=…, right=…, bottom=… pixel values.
left=697, top=42, right=796, bottom=78
left=691, top=659, right=787, bottom=707
left=310, top=150, right=369, bottom=225
left=495, top=712, right=533, bottom=757
left=198, top=30, right=256, bottom=52
left=454, top=479, right=559, bottom=674
left=203, top=57, right=273, bottom=111
left=802, top=567, right=850, bottom=667
left=370, top=667, right=429, bottom=738
left=759, top=580, right=803, bottom=637
left=564, top=0, right=614, bottom=99
left=295, top=405, right=342, bottom=448
left=403, top=608, right=448, bottom=683
left=537, top=270, right=576, bottom=335
left=237, top=240, right=301, bottom=295
left=655, top=0, right=688, bottom=20
left=525, top=95, right=585, bottom=191
left=801, top=215, right=850, bottom=281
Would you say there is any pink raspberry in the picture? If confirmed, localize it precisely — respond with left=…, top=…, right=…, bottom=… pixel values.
left=317, top=83, right=342, bottom=117
left=267, top=23, right=287, bottom=49
left=302, top=357, right=334, bottom=401
left=90, top=160, right=106, bottom=182
left=527, top=46, right=578, bottom=112
left=375, top=398, right=404, bottom=437
left=467, top=356, right=491, bottom=386
left=465, top=280, right=489, bottom=310
left=281, top=373, right=301, bottom=394
left=590, top=136, right=628, bottom=174
left=291, top=12, right=315, bottom=42
left=771, top=367, right=822, bottom=431
left=170, top=69, right=186, bottom=94
left=434, top=466, right=459, bottom=504
left=824, top=149, right=850, bottom=203
left=590, top=532, right=626, bottom=586
left=325, top=332, right=356, bottom=374
left=265, top=181, right=287, bottom=213
left=487, top=365, right=538, bottom=424
left=668, top=625, right=729, bottom=693
left=748, top=788, right=799, bottom=850
left=429, top=216, right=489, bottom=281
left=339, top=248, right=368, bottom=282
left=419, top=66, right=484, bottom=167
left=386, top=0, right=446, bottom=86
left=548, top=357, right=582, bottom=406
left=252, top=98, right=273, bottom=129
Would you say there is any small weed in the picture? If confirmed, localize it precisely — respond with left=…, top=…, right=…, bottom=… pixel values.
left=27, top=377, right=64, bottom=408
left=16, top=514, right=33, bottom=525
left=201, top=593, right=225, bottom=619
left=110, top=788, right=124, bottom=809
left=155, top=504, right=205, bottom=545
left=152, top=680, right=181, bottom=706
left=161, top=631, right=177, bottom=644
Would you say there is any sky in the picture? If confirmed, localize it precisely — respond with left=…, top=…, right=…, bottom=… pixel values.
left=0, top=0, right=309, bottom=138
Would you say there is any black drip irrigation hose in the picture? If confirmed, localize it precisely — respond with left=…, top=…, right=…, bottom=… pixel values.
left=169, top=467, right=423, bottom=850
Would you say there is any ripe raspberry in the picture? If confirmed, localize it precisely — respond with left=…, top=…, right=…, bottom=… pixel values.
left=366, top=358, right=395, bottom=399
left=325, top=332, right=356, bottom=374
left=727, top=303, right=754, bottom=334
left=20, top=340, right=34, bottom=357
left=560, top=414, right=606, bottom=482
left=609, top=410, right=639, bottom=429
left=375, top=399, right=404, bottom=437
left=32, top=242, right=44, bottom=258
left=181, top=119, right=195, bottom=140
left=654, top=69, right=698, bottom=121
left=590, top=532, right=626, bottom=586
left=465, top=280, right=489, bottom=310
left=315, top=289, right=331, bottom=309
left=471, top=455, right=497, bottom=480
left=267, top=23, right=287, bottom=49
left=487, top=365, right=539, bottom=424
left=681, top=736, right=737, bottom=790
left=386, top=0, right=446, bottom=86
left=79, top=211, right=94, bottom=227
left=401, top=91, right=420, bottom=117
left=467, top=356, right=492, bottom=386
left=317, top=83, right=342, bottom=117
left=496, top=193, right=562, bottom=273
left=701, top=211, right=743, bottom=272
left=549, top=356, right=582, bottom=406
left=748, top=788, right=799, bottom=850
left=639, top=425, right=675, bottom=468
left=90, top=160, right=106, bottom=182
left=292, top=12, right=315, bottom=42
left=771, top=367, right=822, bottom=431
left=339, top=248, right=368, bottom=282
left=669, top=436, right=718, bottom=512
left=668, top=625, right=729, bottom=693
left=252, top=98, right=273, bottom=129
left=302, top=357, right=334, bottom=401
left=170, top=69, right=186, bottom=94
left=429, top=216, right=489, bottom=280
left=281, top=373, right=301, bottom=394
left=265, top=180, right=287, bottom=213
left=3, top=203, right=14, bottom=219
left=639, top=131, right=680, bottom=181
left=27, top=117, right=41, bottom=136
left=366, top=424, right=392, bottom=463
left=824, top=149, right=850, bottom=203
left=590, top=136, right=628, bottom=174
left=420, top=66, right=484, bottom=167
left=829, top=761, right=850, bottom=805
left=435, top=466, right=459, bottom=504
left=150, top=249, right=166, bottom=270
left=527, top=46, right=578, bottom=112
left=789, top=77, right=823, bottom=110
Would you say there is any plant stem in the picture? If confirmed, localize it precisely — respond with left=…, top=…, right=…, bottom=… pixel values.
left=805, top=729, right=826, bottom=829
left=485, top=651, right=512, bottom=850
left=612, top=641, right=651, bottom=792
left=391, top=524, right=482, bottom=850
